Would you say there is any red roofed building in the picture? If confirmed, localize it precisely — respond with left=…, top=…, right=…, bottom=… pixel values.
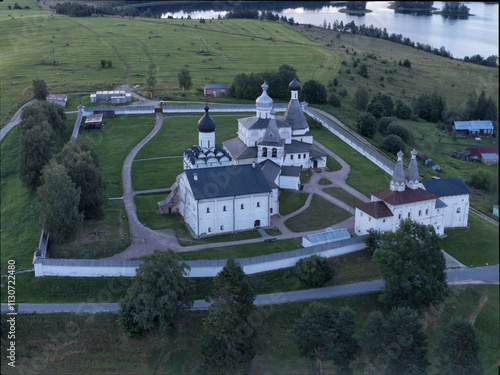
left=355, top=150, right=447, bottom=235
left=467, top=145, right=499, bottom=161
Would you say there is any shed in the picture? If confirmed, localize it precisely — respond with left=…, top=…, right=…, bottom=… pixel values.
left=302, top=228, right=350, bottom=247
left=480, top=153, right=499, bottom=165
left=46, top=94, right=68, bottom=107
left=468, top=145, right=498, bottom=161
left=416, top=152, right=429, bottom=163
left=454, top=120, right=494, bottom=137
left=425, top=159, right=441, bottom=171
left=493, top=205, right=499, bottom=218
left=84, top=113, right=103, bottom=130
left=204, top=83, right=228, bottom=98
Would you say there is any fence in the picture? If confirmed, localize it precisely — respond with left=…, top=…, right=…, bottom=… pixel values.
left=33, top=236, right=366, bottom=277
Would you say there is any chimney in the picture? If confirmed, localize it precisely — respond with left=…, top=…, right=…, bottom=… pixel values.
left=252, top=161, right=256, bottom=169
left=194, top=173, right=198, bottom=181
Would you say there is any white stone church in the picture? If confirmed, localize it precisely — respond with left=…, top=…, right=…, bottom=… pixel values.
left=158, top=80, right=326, bottom=238
left=354, top=149, right=471, bottom=236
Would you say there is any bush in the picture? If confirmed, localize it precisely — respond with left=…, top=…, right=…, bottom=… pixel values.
left=468, top=170, right=491, bottom=191
left=394, top=99, right=413, bottom=119
left=328, top=92, right=341, bottom=107
left=386, top=122, right=412, bottom=143
left=357, top=112, right=377, bottom=138
left=382, top=134, right=406, bottom=154
left=295, top=255, right=334, bottom=287
left=378, top=116, right=398, bottom=135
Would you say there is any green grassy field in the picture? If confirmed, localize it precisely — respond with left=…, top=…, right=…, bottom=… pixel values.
left=284, top=194, right=352, bottom=232
left=441, top=213, right=499, bottom=267
left=1, top=285, right=497, bottom=374
left=49, top=200, right=130, bottom=259
left=323, top=186, right=365, bottom=208
left=79, top=114, right=155, bottom=197
left=131, top=157, right=181, bottom=191
left=278, top=190, right=309, bottom=216
left=0, top=3, right=340, bottom=127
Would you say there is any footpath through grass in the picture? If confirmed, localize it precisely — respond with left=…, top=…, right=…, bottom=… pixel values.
left=323, top=186, right=365, bottom=208
left=1, top=285, right=497, bottom=374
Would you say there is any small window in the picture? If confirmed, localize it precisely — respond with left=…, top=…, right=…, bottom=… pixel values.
left=290, top=155, right=294, bottom=160
left=457, top=207, right=461, bottom=213
left=208, top=227, right=211, bottom=233
left=368, top=217, right=371, bottom=222
left=257, top=202, right=260, bottom=207
left=272, top=148, right=277, bottom=158
left=425, top=209, right=429, bottom=215
left=241, top=204, right=244, bottom=210
left=270, top=208, right=273, bottom=213
left=298, top=154, right=301, bottom=159
left=408, top=212, right=411, bottom=218
left=303, top=154, right=306, bottom=159
left=223, top=206, right=226, bottom=212
left=398, top=213, right=401, bottom=220
left=418, top=210, right=421, bottom=216
left=262, top=147, right=268, bottom=157
left=383, top=219, right=386, bottom=223
left=207, top=207, right=210, bottom=213
left=220, top=225, right=224, bottom=230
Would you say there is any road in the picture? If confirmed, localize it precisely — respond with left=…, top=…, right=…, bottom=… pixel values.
left=2, top=266, right=497, bottom=314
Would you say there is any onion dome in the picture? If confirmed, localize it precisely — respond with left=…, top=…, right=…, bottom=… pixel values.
left=198, top=105, right=216, bottom=133
left=256, top=82, right=273, bottom=110
left=289, top=78, right=300, bottom=91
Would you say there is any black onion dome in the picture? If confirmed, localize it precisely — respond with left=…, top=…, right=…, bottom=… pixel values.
left=289, top=78, right=300, bottom=91
left=198, top=105, right=216, bottom=133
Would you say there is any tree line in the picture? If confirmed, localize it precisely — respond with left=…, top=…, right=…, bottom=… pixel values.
left=329, top=19, right=498, bottom=67
left=115, top=219, right=483, bottom=374
left=18, top=79, right=107, bottom=244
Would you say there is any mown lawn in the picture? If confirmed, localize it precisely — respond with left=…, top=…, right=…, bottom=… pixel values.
left=80, top=114, right=155, bottom=197
left=278, top=190, right=309, bottom=216
left=441, top=213, right=499, bottom=267
left=284, top=194, right=352, bottom=232
left=323, top=186, right=365, bottom=208
left=131, top=157, right=181, bottom=191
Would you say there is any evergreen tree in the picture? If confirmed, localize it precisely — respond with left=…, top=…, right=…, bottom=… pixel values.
left=37, top=160, right=83, bottom=243
left=117, top=249, right=194, bottom=337
left=438, top=316, right=483, bottom=375
left=359, top=310, right=387, bottom=373
left=200, top=259, right=257, bottom=374
left=384, top=307, right=429, bottom=374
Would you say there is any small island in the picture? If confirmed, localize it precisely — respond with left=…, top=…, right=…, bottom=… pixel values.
left=389, top=1, right=437, bottom=12
left=339, top=1, right=373, bottom=15
left=435, top=1, right=473, bottom=18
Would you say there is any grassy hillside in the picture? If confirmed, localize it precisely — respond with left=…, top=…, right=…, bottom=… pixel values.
left=0, top=1, right=339, bottom=127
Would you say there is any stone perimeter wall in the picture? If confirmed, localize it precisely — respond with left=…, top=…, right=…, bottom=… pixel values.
left=33, top=236, right=366, bottom=277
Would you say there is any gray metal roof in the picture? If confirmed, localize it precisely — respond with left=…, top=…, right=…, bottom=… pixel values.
left=239, top=116, right=291, bottom=130
left=421, top=177, right=472, bottom=197
left=281, top=165, right=301, bottom=177
left=454, top=120, right=494, bottom=131
left=303, top=228, right=350, bottom=244
left=283, top=98, right=309, bottom=130
left=406, top=149, right=420, bottom=183
left=260, top=159, right=281, bottom=188
left=435, top=198, right=448, bottom=209
left=223, top=137, right=257, bottom=160
left=204, top=83, right=228, bottom=89
left=391, top=151, right=406, bottom=187
left=184, top=164, right=271, bottom=200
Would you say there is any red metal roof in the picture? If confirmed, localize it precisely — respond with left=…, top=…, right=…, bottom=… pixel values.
left=371, top=187, right=439, bottom=206
left=467, top=145, right=498, bottom=156
left=357, top=201, right=394, bottom=218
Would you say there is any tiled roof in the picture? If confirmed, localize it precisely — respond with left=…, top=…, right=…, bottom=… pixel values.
left=454, top=120, right=494, bottom=131
left=184, top=164, right=271, bottom=200
left=371, top=187, right=439, bottom=206
left=356, top=201, right=394, bottom=218
left=421, top=177, right=472, bottom=197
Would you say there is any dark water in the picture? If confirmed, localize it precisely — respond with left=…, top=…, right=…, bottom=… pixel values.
left=153, top=1, right=498, bottom=59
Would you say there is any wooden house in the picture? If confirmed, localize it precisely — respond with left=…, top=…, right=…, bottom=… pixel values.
left=454, top=120, right=494, bottom=138
left=204, top=83, right=228, bottom=98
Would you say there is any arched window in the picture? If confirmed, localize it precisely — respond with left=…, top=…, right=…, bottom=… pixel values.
left=208, top=227, right=211, bottom=233
left=257, top=202, right=260, bottom=207
left=220, top=225, right=224, bottom=230
left=272, top=148, right=277, bottom=158
left=223, top=206, right=226, bottom=212
left=207, top=207, right=210, bottom=213
left=241, top=204, right=244, bottom=209
left=262, top=147, right=268, bottom=157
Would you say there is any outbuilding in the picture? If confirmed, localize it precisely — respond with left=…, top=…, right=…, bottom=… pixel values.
left=204, top=83, right=228, bottom=98
left=454, top=120, right=494, bottom=138
left=84, top=113, right=103, bottom=130
left=46, top=94, right=68, bottom=107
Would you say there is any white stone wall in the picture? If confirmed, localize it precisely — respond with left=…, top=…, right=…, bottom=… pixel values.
left=354, top=208, right=393, bottom=235
left=199, top=131, right=215, bottom=149
left=279, top=175, right=300, bottom=190
left=283, top=152, right=309, bottom=169
left=440, top=194, right=470, bottom=228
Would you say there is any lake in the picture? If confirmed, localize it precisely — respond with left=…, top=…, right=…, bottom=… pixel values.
left=159, top=1, right=498, bottom=59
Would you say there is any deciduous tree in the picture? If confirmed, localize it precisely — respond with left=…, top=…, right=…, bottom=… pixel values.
left=295, top=255, right=334, bottom=287
left=373, top=219, right=448, bottom=311
left=300, top=80, right=327, bottom=104
left=117, top=249, right=194, bottom=337
left=382, top=134, right=406, bottom=155
left=32, top=79, right=48, bottom=101
left=357, top=112, right=377, bottom=138
left=146, top=64, right=157, bottom=98
left=353, top=86, right=369, bottom=111
left=37, top=160, right=83, bottom=243
left=177, top=68, right=192, bottom=94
